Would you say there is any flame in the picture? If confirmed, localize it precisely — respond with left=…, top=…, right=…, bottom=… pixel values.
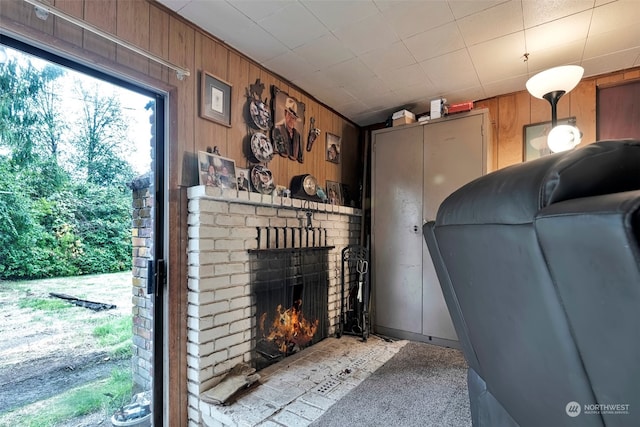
left=260, top=300, right=319, bottom=354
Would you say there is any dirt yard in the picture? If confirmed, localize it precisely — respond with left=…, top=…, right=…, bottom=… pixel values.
left=0, top=271, right=134, bottom=425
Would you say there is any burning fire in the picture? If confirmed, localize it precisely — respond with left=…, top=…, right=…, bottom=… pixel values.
left=260, top=300, right=319, bottom=354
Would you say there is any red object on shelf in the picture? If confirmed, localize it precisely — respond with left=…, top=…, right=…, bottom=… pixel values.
left=447, top=101, right=474, bottom=114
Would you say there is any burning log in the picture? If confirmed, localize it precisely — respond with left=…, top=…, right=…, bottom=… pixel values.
left=259, top=300, right=319, bottom=355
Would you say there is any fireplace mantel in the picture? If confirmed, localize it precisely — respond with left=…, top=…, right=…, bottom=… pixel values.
left=186, top=185, right=362, bottom=425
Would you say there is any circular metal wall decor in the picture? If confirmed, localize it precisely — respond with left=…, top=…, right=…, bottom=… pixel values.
left=249, top=99, right=271, bottom=130
left=251, top=165, right=275, bottom=195
left=250, top=132, right=274, bottom=163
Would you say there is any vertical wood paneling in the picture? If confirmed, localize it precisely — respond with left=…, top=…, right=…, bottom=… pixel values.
left=570, top=80, right=596, bottom=146
left=148, top=4, right=169, bottom=82
left=497, top=92, right=530, bottom=168
left=83, top=0, right=116, bottom=60
left=227, top=51, right=249, bottom=167
left=116, top=0, right=150, bottom=74
left=53, top=0, right=83, bottom=46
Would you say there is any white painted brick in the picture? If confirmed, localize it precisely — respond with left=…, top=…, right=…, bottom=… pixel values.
left=188, top=238, right=215, bottom=252
left=269, top=217, right=287, bottom=227
left=187, top=367, right=200, bottom=382
left=200, top=349, right=228, bottom=369
left=214, top=332, right=244, bottom=351
left=199, top=325, right=229, bottom=344
left=249, top=192, right=262, bottom=203
left=187, top=354, right=200, bottom=370
left=229, top=318, right=251, bottom=334
left=229, top=250, right=250, bottom=263
left=245, top=239, right=258, bottom=250
left=228, top=341, right=251, bottom=358
left=214, top=356, right=244, bottom=375
left=286, top=218, right=304, bottom=227
left=188, top=301, right=229, bottom=319
left=230, top=203, right=256, bottom=215
left=214, top=263, right=245, bottom=276
left=214, top=309, right=245, bottom=326
left=245, top=216, right=270, bottom=227
left=261, top=194, right=274, bottom=204
left=275, top=208, right=297, bottom=217
left=198, top=276, right=231, bottom=292
left=203, top=409, right=233, bottom=427
left=199, top=199, right=229, bottom=214
left=229, top=273, right=250, bottom=286
left=187, top=290, right=216, bottom=305
left=229, top=296, right=251, bottom=310
left=229, top=228, right=256, bottom=239
left=215, top=239, right=245, bottom=251
left=256, top=206, right=277, bottom=216
left=187, top=342, right=201, bottom=357
left=216, top=215, right=246, bottom=227
left=189, top=264, right=214, bottom=279
left=187, top=406, right=200, bottom=424
left=216, top=286, right=246, bottom=300
left=292, top=199, right=302, bottom=208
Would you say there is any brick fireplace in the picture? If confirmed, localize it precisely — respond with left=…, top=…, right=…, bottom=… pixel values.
left=186, top=186, right=361, bottom=425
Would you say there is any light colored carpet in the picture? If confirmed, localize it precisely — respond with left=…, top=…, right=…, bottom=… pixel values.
left=311, top=340, right=471, bottom=427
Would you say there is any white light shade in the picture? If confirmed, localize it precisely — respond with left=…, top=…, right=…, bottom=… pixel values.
left=547, top=125, right=582, bottom=153
left=526, top=65, right=584, bottom=99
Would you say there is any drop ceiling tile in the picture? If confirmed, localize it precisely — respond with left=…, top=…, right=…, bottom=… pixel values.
left=392, top=81, right=438, bottom=104
left=457, top=0, right=524, bottom=46
left=262, top=51, right=317, bottom=82
left=257, top=2, right=330, bottom=49
left=293, top=34, right=355, bottom=69
left=177, top=1, right=255, bottom=43
left=584, top=24, right=640, bottom=59
left=324, top=58, right=377, bottom=86
left=227, top=0, right=289, bottom=22
left=524, top=10, right=591, bottom=52
left=448, top=0, right=507, bottom=19
left=590, top=0, right=640, bottom=35
left=468, top=32, right=527, bottom=83
left=419, top=49, right=480, bottom=94
left=301, top=0, right=380, bottom=31
left=343, top=76, right=392, bottom=99
left=522, top=0, right=594, bottom=29
left=581, top=47, right=640, bottom=77
left=222, top=22, right=290, bottom=64
left=291, top=70, right=339, bottom=92
left=377, top=63, right=429, bottom=90
left=525, top=39, right=586, bottom=74
left=404, top=21, right=466, bottom=62
left=359, top=41, right=416, bottom=73
left=482, top=74, right=529, bottom=99
left=311, top=87, right=358, bottom=107
left=378, top=0, right=454, bottom=39
left=444, top=85, right=487, bottom=103
left=332, top=13, right=400, bottom=56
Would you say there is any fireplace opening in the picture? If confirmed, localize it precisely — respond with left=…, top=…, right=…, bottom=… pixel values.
left=250, top=241, right=331, bottom=370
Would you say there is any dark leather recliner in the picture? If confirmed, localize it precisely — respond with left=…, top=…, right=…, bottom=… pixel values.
left=423, top=139, right=640, bottom=427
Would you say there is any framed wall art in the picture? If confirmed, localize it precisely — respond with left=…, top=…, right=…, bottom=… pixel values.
left=271, top=86, right=306, bottom=163
left=326, top=133, right=341, bottom=164
left=200, top=71, right=232, bottom=127
left=325, top=180, right=343, bottom=205
left=198, top=151, right=237, bottom=190
left=523, top=117, right=576, bottom=162
left=236, top=167, right=250, bottom=192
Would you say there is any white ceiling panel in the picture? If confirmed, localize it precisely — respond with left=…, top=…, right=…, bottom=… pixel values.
left=522, top=0, right=594, bottom=28
left=378, top=0, right=455, bottom=39
left=456, top=0, right=524, bottom=46
left=257, top=2, right=329, bottom=49
left=158, top=0, right=640, bottom=126
left=404, top=21, right=466, bottom=63
left=332, top=13, right=400, bottom=56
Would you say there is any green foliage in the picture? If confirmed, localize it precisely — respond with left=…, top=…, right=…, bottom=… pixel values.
left=18, top=297, right=71, bottom=312
left=0, top=368, right=134, bottom=427
left=0, top=52, right=139, bottom=281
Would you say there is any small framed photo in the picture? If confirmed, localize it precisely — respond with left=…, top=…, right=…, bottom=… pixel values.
left=236, top=167, right=250, bottom=192
left=200, top=71, right=232, bottom=127
left=326, top=180, right=343, bottom=205
left=326, top=133, right=341, bottom=164
left=198, top=151, right=237, bottom=190
left=523, top=117, right=576, bottom=162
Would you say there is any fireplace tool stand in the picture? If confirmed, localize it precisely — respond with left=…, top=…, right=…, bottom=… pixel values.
left=337, top=244, right=370, bottom=341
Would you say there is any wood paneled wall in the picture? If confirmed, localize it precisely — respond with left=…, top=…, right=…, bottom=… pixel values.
left=0, top=1, right=359, bottom=425
left=476, top=66, right=640, bottom=170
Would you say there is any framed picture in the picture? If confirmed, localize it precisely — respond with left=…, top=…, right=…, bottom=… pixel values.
left=523, top=117, right=576, bottom=161
left=197, top=151, right=237, bottom=190
left=200, top=71, right=232, bottom=127
left=326, top=133, right=341, bottom=164
left=271, top=86, right=306, bottom=163
left=236, top=167, right=250, bottom=192
left=325, top=180, right=343, bottom=205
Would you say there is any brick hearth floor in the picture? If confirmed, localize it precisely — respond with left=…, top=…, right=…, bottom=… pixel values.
left=199, top=335, right=408, bottom=426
